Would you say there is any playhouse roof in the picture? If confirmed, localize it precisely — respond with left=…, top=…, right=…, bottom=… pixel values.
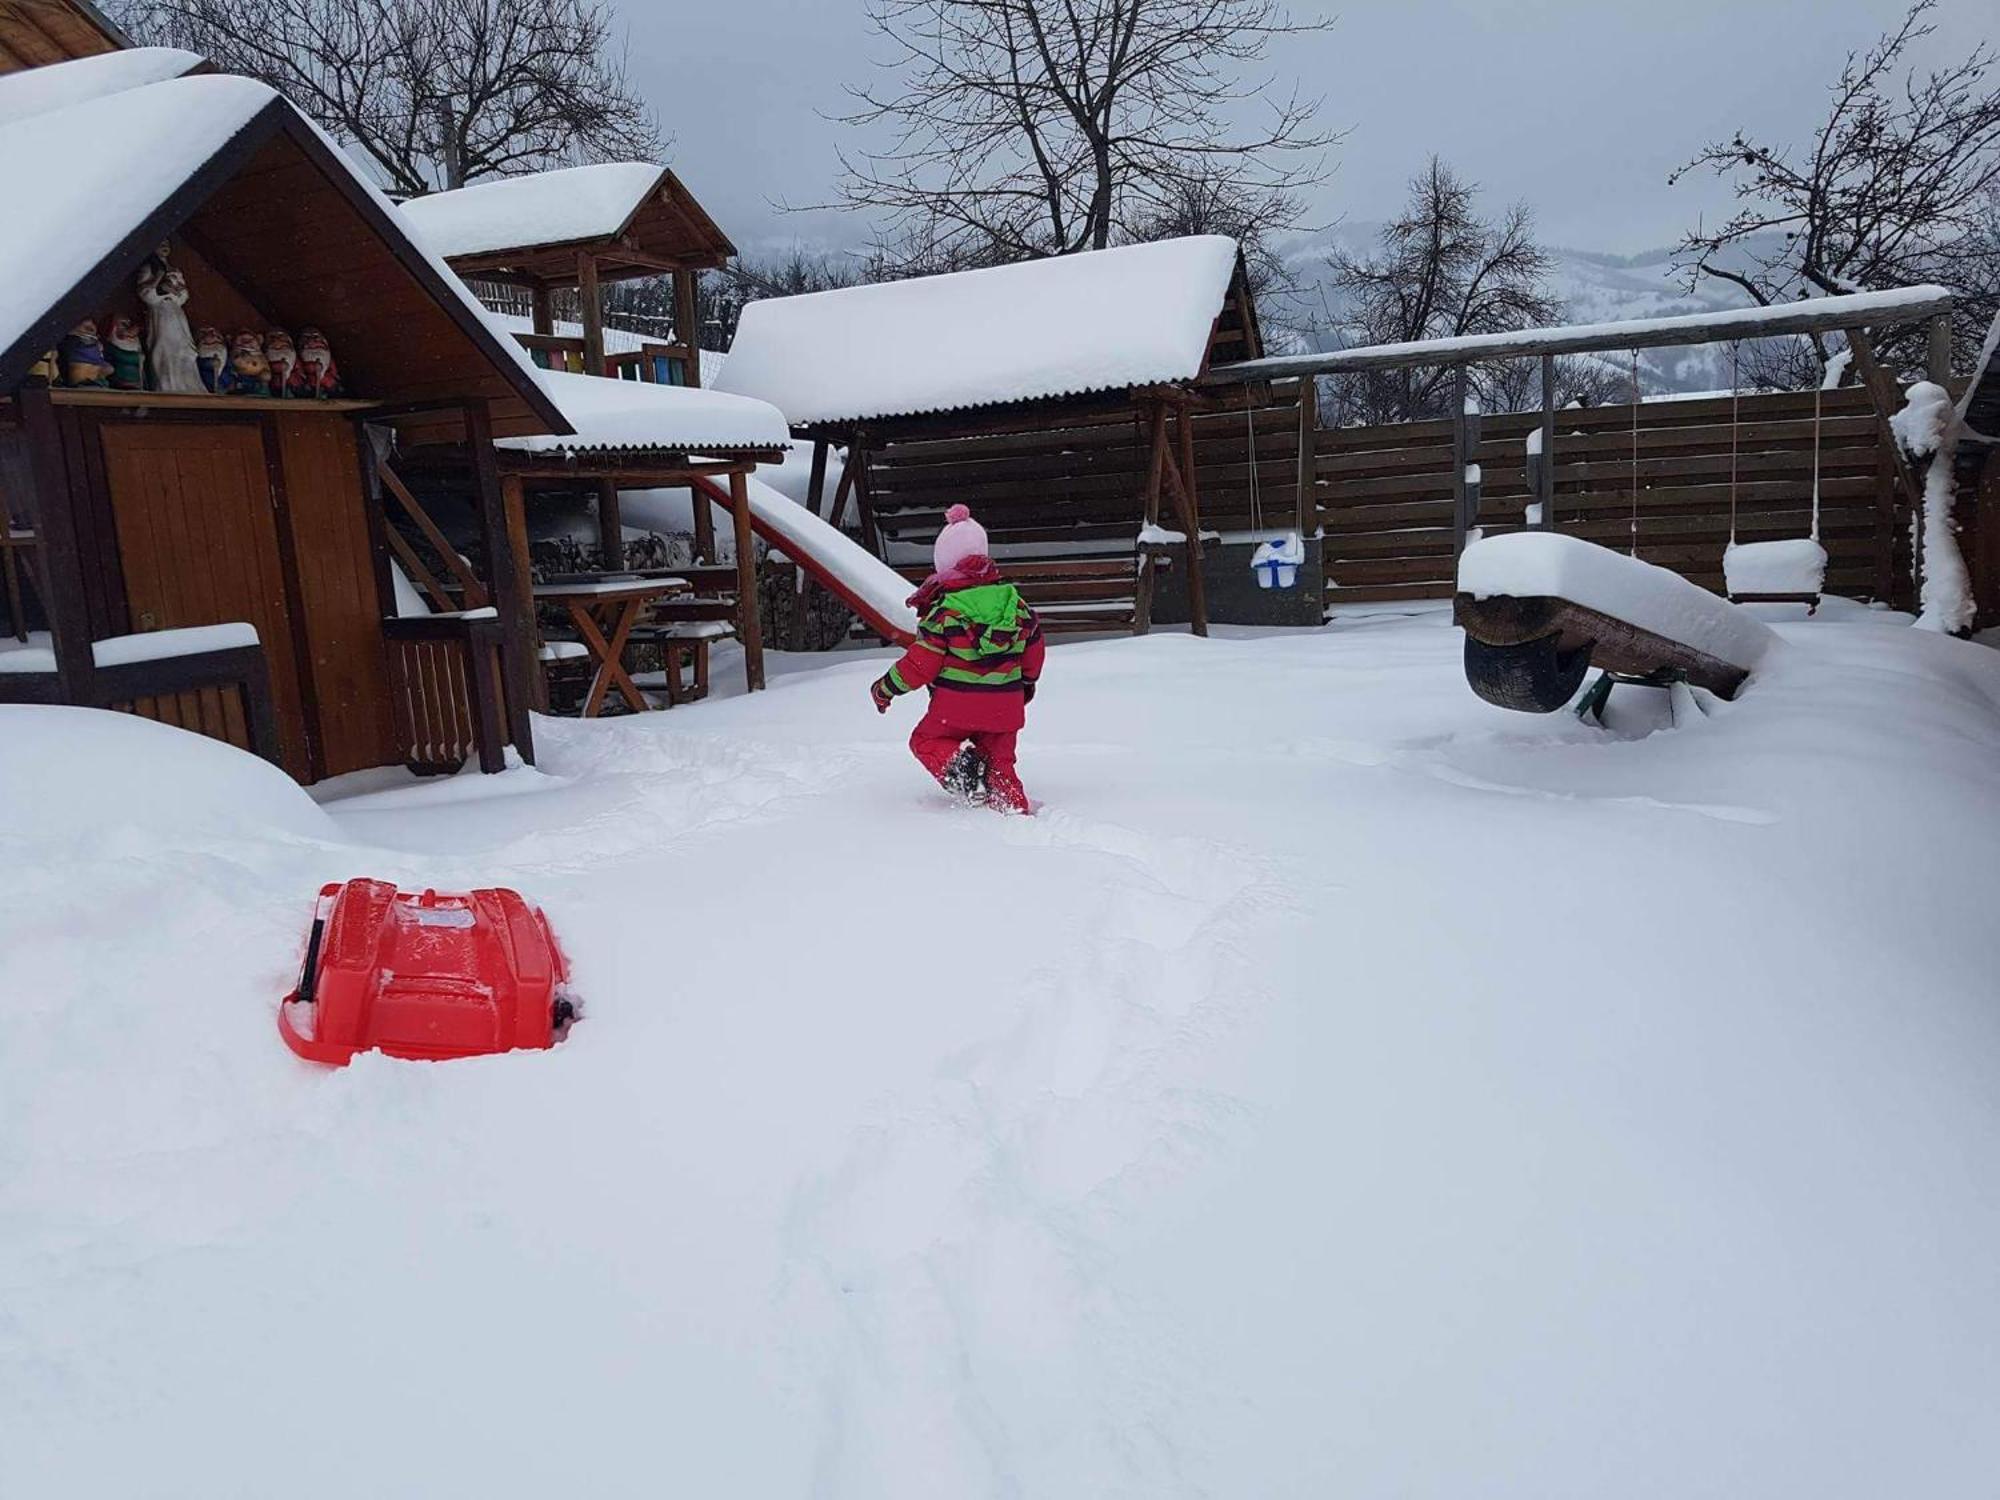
left=711, top=236, right=1244, bottom=428
left=0, top=70, right=567, bottom=436
left=498, top=367, right=790, bottom=459
left=400, top=162, right=736, bottom=282
left=0, top=44, right=199, bottom=125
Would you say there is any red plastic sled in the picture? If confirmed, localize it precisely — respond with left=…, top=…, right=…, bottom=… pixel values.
left=279, top=880, right=574, bottom=1066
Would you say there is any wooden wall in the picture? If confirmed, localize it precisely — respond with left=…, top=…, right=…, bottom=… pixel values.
left=1316, top=387, right=1898, bottom=604
left=865, top=384, right=1906, bottom=617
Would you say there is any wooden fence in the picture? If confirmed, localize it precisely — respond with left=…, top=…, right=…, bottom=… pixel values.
left=862, top=383, right=1906, bottom=623
left=1314, top=386, right=1901, bottom=604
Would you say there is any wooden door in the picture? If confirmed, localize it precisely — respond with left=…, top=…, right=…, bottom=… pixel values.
left=101, top=421, right=314, bottom=779
left=273, top=414, right=396, bottom=777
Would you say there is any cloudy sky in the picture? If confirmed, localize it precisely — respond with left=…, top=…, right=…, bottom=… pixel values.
left=612, top=0, right=1988, bottom=259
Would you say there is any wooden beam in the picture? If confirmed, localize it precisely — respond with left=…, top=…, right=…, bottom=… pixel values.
left=1452, top=368, right=1480, bottom=561
left=792, top=439, right=832, bottom=651
left=1928, top=315, right=1953, bottom=387
left=850, top=439, right=882, bottom=555
left=730, top=470, right=765, bottom=690
left=466, top=400, right=541, bottom=752
left=1844, top=326, right=1924, bottom=515
left=530, top=286, right=553, bottom=338
left=15, top=384, right=93, bottom=698
left=1209, top=285, right=1957, bottom=385
left=376, top=455, right=489, bottom=606
left=577, top=252, right=606, bottom=377
left=596, top=479, right=623, bottom=567
left=1133, top=403, right=1169, bottom=636
left=1175, top=403, right=1209, bottom=638
left=1294, top=378, right=1317, bottom=536
left=1537, top=355, right=1557, bottom=530
left=674, top=269, right=701, bottom=387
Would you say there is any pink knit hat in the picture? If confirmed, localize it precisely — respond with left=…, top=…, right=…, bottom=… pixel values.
left=932, top=504, right=989, bottom=575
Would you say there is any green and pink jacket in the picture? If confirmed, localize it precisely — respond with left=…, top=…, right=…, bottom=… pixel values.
left=880, top=557, right=1045, bottom=731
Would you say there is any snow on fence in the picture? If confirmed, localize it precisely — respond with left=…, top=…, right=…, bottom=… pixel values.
left=1315, top=385, right=1900, bottom=604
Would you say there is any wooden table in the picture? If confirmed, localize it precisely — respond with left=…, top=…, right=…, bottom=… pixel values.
left=531, top=576, right=686, bottom=717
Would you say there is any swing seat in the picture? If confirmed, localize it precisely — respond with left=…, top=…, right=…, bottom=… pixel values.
left=1724, top=538, right=1827, bottom=613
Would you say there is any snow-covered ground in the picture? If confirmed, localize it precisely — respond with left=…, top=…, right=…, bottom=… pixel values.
left=5, top=606, right=1999, bottom=1497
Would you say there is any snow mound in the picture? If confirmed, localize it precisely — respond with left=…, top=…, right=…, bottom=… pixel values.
left=499, top=367, right=790, bottom=455
left=1460, top=531, right=1777, bottom=670
left=0, top=705, right=336, bottom=845
left=0, top=47, right=203, bottom=128
left=1725, top=537, right=1828, bottom=596
left=400, top=161, right=666, bottom=259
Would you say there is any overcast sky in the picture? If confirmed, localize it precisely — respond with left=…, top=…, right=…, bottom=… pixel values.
left=614, top=0, right=1989, bottom=259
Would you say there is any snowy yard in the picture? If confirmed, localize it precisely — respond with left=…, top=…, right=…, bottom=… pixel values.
left=4, top=606, right=2000, bottom=1497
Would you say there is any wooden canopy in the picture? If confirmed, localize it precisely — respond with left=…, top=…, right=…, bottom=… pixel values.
left=0, top=86, right=569, bottom=440
left=0, top=0, right=126, bottom=72
left=419, top=166, right=737, bottom=287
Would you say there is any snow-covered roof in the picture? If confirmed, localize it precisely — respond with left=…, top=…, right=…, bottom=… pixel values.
left=0, top=70, right=568, bottom=434
left=0, top=46, right=201, bottom=128
left=0, top=73, right=274, bottom=369
left=498, top=368, right=789, bottom=457
left=401, top=163, right=671, bottom=260
left=712, top=235, right=1243, bottom=426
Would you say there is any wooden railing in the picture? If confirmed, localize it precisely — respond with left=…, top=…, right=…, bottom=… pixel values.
left=383, top=612, right=510, bottom=775
left=512, top=332, right=697, bottom=387
left=0, top=636, right=282, bottom=767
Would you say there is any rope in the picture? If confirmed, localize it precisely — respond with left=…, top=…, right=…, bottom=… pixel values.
left=1810, top=375, right=1823, bottom=542
left=1629, top=348, right=1641, bottom=557
left=1728, top=342, right=1741, bottom=546
left=1244, top=400, right=1264, bottom=533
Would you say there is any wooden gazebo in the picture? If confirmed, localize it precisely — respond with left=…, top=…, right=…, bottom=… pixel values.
left=402, top=163, right=732, bottom=389
left=713, top=236, right=1268, bottom=635
left=0, top=59, right=573, bottom=783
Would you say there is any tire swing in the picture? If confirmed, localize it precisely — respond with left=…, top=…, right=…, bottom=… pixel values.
left=1721, top=340, right=1827, bottom=613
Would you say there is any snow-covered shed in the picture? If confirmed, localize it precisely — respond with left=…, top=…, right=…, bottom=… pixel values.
left=712, top=236, right=1269, bottom=635
left=403, top=162, right=733, bottom=391
left=0, top=60, right=574, bottom=784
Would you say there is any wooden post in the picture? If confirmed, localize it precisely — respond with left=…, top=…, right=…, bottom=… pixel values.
left=1451, top=367, right=1482, bottom=560
left=728, top=469, right=765, bottom=691
left=851, top=438, right=882, bottom=556
left=1174, top=400, right=1209, bottom=638
left=826, top=448, right=859, bottom=532
left=691, top=480, right=715, bottom=561
left=1133, top=403, right=1169, bottom=636
left=1928, top=315, right=1953, bottom=387
left=792, top=439, right=831, bottom=650
left=530, top=285, right=554, bottom=338
left=577, top=252, right=606, bottom=376
left=466, top=401, right=541, bottom=758
left=1845, top=326, right=1924, bottom=514
left=1537, top=355, right=1557, bottom=531
left=595, top=480, right=623, bottom=568
left=1294, top=378, right=1317, bottom=536
left=674, top=269, right=701, bottom=386
left=15, top=383, right=94, bottom=700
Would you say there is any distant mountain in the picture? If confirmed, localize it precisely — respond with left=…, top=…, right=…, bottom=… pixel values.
left=1267, top=225, right=1780, bottom=394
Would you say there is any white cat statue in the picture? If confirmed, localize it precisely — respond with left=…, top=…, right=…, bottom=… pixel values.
left=138, top=261, right=205, bottom=394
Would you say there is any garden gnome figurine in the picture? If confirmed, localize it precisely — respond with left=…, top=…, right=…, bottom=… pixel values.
left=195, top=327, right=228, bottom=393
left=226, top=332, right=271, bottom=397
left=298, top=327, right=341, bottom=398
left=106, top=314, right=146, bottom=391
left=264, top=331, right=304, bottom=398
left=57, top=320, right=114, bottom=387
left=137, top=255, right=204, bottom=394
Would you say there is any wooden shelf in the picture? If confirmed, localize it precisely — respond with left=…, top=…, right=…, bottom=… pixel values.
left=46, top=389, right=378, bottom=414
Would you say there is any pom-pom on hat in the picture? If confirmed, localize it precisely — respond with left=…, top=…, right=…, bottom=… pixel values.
left=933, top=503, right=990, bottom=575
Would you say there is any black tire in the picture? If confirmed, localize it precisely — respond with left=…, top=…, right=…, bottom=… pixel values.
left=1463, top=630, right=1592, bottom=713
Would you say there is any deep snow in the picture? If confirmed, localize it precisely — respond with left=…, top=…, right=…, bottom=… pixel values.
left=3, top=609, right=1999, bottom=1497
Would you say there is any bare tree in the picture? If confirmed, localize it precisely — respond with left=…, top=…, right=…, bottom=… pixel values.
left=120, top=0, right=659, bottom=195
left=1670, top=1, right=2000, bottom=377
left=1325, top=158, right=1601, bottom=422
left=826, top=0, right=1335, bottom=269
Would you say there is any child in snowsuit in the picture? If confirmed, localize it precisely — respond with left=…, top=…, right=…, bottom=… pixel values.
left=871, top=504, right=1044, bottom=813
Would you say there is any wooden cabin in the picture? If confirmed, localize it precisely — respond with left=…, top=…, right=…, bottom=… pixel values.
left=0, top=0, right=126, bottom=71
left=711, top=236, right=1277, bottom=635
left=0, top=58, right=574, bottom=784
left=402, top=163, right=733, bottom=390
